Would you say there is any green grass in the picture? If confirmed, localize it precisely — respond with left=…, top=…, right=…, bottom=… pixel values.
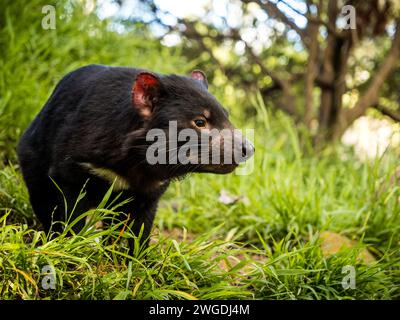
left=1, top=109, right=399, bottom=300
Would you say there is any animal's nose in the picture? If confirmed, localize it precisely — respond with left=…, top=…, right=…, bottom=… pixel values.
left=241, top=139, right=255, bottom=160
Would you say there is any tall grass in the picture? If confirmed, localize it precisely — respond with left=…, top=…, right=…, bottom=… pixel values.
left=1, top=105, right=399, bottom=299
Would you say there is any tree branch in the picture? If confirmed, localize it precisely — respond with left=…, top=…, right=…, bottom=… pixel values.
left=243, top=0, right=307, bottom=42
left=340, top=21, right=400, bottom=129
left=243, top=43, right=298, bottom=117
left=374, top=105, right=400, bottom=122
left=278, top=0, right=306, bottom=17
left=304, top=21, right=319, bottom=127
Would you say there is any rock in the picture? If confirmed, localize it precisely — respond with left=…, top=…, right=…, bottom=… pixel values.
left=320, top=231, right=376, bottom=264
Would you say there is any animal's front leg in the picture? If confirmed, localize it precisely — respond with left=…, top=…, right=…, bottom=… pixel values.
left=117, top=195, right=159, bottom=254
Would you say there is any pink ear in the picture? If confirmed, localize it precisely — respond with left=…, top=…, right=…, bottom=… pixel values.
left=131, top=72, right=160, bottom=119
left=190, top=70, right=208, bottom=89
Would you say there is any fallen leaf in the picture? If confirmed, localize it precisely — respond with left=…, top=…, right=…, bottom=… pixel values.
left=218, top=189, right=249, bottom=205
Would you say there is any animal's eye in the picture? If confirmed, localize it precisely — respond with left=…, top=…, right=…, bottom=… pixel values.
left=193, top=118, right=206, bottom=128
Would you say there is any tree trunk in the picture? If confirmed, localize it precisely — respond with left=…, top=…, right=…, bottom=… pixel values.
left=317, top=35, right=351, bottom=143
left=333, top=21, right=400, bottom=139
left=304, top=22, right=319, bottom=128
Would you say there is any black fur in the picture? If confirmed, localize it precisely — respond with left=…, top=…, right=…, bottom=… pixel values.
left=17, top=64, right=253, bottom=250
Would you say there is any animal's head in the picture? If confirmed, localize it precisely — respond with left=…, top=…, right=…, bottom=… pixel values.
left=127, top=70, right=254, bottom=179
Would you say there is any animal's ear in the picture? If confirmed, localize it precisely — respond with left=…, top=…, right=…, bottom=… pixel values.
left=190, top=70, right=208, bottom=89
left=131, top=72, right=162, bottom=119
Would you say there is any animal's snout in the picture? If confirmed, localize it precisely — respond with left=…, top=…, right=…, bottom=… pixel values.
left=241, top=139, right=255, bottom=161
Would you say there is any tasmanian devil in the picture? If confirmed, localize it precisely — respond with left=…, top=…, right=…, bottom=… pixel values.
left=17, top=64, right=254, bottom=250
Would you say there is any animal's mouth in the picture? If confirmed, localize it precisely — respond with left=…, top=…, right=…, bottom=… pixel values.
left=197, top=163, right=239, bottom=174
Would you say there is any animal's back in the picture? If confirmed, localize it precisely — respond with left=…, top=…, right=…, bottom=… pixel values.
left=17, top=64, right=140, bottom=170
left=17, top=65, right=106, bottom=162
